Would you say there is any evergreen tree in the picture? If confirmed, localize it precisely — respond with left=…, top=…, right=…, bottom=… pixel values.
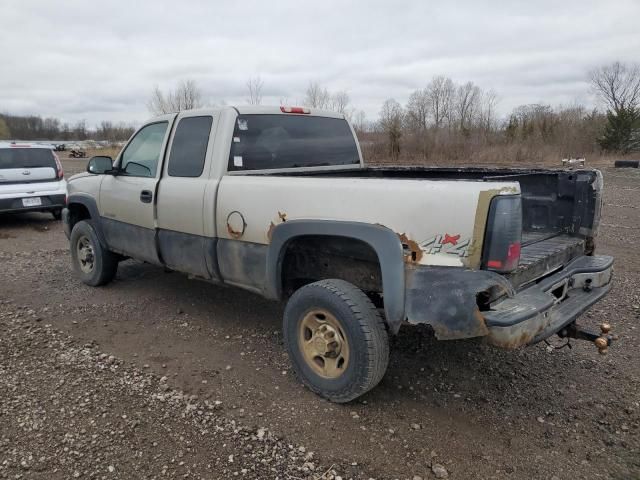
left=599, top=108, right=640, bottom=153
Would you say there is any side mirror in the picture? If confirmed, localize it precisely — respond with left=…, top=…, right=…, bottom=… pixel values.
left=87, top=156, right=114, bottom=174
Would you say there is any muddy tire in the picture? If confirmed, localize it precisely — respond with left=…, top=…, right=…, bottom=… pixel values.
left=70, top=220, right=118, bottom=286
left=283, top=279, right=389, bottom=403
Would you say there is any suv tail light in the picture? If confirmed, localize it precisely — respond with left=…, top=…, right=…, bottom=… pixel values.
left=482, top=195, right=522, bottom=273
left=53, top=152, right=64, bottom=179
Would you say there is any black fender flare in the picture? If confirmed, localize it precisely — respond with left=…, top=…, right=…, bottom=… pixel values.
left=265, top=220, right=406, bottom=333
left=66, top=193, right=108, bottom=248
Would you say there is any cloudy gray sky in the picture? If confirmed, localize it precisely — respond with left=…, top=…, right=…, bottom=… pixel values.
left=1, top=0, right=639, bottom=128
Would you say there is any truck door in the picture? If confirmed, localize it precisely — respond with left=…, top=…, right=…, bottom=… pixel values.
left=99, top=120, right=172, bottom=264
left=156, top=113, right=219, bottom=279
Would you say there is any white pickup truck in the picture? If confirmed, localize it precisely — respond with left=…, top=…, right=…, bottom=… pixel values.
left=63, top=106, right=614, bottom=402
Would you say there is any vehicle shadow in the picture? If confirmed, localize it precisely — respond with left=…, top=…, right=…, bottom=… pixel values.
left=0, top=211, right=57, bottom=227
left=0, top=212, right=59, bottom=240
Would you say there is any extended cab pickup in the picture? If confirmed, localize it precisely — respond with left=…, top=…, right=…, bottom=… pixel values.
left=63, top=106, right=614, bottom=402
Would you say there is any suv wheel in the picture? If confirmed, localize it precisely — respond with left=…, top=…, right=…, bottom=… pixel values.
left=70, top=220, right=118, bottom=286
left=283, top=279, right=389, bottom=403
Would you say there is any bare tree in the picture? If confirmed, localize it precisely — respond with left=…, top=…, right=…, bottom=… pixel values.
left=246, top=76, right=264, bottom=105
left=330, top=91, right=350, bottom=113
left=454, top=81, right=481, bottom=132
left=426, top=76, right=455, bottom=129
left=351, top=110, right=368, bottom=133
left=479, top=89, right=499, bottom=132
left=406, top=88, right=430, bottom=131
left=590, top=62, right=640, bottom=114
left=303, top=82, right=331, bottom=109
left=148, top=79, right=204, bottom=115
left=379, top=99, right=404, bottom=161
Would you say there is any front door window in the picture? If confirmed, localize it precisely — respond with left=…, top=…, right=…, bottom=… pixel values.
left=120, top=122, right=168, bottom=177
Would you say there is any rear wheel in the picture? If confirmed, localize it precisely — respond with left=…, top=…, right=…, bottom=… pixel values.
left=70, top=220, right=118, bottom=286
left=283, top=279, right=389, bottom=403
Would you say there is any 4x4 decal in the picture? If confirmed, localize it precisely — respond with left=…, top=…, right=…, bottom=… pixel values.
left=420, top=233, right=470, bottom=257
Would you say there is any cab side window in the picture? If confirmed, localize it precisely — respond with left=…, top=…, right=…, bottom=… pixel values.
left=168, top=116, right=213, bottom=177
left=120, top=122, right=168, bottom=177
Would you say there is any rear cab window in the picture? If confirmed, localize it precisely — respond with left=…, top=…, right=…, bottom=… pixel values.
left=228, top=115, right=360, bottom=171
left=168, top=116, right=213, bottom=177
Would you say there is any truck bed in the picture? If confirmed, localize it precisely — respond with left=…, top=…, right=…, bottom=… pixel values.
left=258, top=165, right=600, bottom=285
left=509, top=233, right=585, bottom=290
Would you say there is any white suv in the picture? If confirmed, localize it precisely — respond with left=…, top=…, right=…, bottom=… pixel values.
left=0, top=142, right=67, bottom=219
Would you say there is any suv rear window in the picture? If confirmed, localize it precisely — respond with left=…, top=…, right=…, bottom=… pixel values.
left=0, top=148, right=56, bottom=169
left=228, top=115, right=360, bottom=171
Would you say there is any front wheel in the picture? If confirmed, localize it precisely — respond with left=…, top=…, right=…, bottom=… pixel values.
left=283, top=279, right=389, bottom=403
left=70, top=220, right=118, bottom=286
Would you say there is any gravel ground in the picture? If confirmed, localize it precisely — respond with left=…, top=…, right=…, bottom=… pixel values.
left=0, top=164, right=639, bottom=479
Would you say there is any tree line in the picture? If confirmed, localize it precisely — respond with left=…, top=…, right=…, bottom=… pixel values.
left=0, top=114, right=135, bottom=143
left=370, top=62, right=639, bottom=163
left=147, top=61, right=639, bottom=164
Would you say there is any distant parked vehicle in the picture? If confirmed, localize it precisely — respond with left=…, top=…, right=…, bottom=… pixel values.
left=69, top=149, right=87, bottom=158
left=0, top=142, right=67, bottom=219
left=54, top=144, right=66, bottom=152
left=562, top=157, right=585, bottom=168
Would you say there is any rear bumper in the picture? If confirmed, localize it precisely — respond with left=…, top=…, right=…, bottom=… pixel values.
left=404, top=254, right=613, bottom=349
left=0, top=193, right=66, bottom=214
left=484, top=255, right=613, bottom=348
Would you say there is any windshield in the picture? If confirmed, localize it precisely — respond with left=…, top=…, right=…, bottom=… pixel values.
left=228, top=114, right=360, bottom=171
left=0, top=148, right=56, bottom=170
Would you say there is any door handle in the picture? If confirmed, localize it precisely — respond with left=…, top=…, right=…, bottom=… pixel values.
left=140, top=190, right=153, bottom=203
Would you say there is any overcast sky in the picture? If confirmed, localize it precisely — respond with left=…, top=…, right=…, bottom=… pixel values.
left=1, top=0, right=639, bottom=128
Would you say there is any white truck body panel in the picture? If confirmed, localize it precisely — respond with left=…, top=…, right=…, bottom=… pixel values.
left=216, top=175, right=519, bottom=267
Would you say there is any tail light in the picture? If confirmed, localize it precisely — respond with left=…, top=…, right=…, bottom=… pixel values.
left=53, top=152, right=64, bottom=179
left=482, top=195, right=522, bottom=273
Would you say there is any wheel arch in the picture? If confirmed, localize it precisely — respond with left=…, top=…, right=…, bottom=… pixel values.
left=265, top=220, right=406, bottom=333
left=66, top=194, right=108, bottom=247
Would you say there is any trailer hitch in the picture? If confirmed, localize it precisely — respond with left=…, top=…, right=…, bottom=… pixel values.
left=558, top=322, right=615, bottom=354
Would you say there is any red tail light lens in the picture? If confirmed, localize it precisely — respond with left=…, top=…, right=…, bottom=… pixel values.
left=482, top=195, right=522, bottom=273
left=53, top=152, right=64, bottom=179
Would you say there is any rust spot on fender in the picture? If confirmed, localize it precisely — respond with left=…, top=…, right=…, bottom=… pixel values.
left=267, top=221, right=276, bottom=242
left=398, top=232, right=423, bottom=263
left=227, top=223, right=242, bottom=238
left=226, top=211, right=246, bottom=239
left=267, top=211, right=288, bottom=242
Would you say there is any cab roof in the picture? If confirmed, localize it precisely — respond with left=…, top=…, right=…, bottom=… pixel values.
left=146, top=105, right=346, bottom=124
